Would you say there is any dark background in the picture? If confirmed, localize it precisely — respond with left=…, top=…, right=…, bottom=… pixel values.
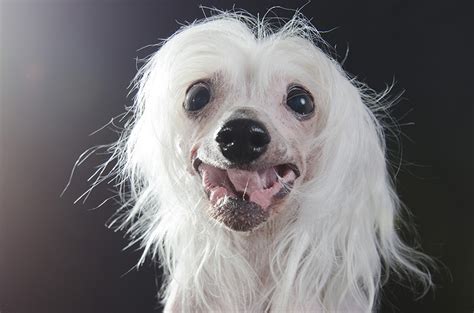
left=0, top=1, right=472, bottom=312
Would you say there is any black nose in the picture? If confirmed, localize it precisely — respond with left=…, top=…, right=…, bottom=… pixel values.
left=215, top=118, right=271, bottom=164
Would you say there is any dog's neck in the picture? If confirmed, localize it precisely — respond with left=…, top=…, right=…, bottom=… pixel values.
left=166, top=207, right=312, bottom=312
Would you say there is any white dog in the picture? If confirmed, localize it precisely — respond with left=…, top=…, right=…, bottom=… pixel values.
left=105, top=11, right=432, bottom=313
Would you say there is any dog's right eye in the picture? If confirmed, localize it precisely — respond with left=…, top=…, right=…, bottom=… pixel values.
left=184, top=82, right=211, bottom=112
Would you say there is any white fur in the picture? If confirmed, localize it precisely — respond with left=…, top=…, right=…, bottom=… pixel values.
left=102, top=11, right=432, bottom=313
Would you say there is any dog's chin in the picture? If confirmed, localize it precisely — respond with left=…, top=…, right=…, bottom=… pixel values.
left=193, top=158, right=300, bottom=232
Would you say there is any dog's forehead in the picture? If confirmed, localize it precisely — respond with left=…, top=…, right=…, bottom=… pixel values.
left=165, top=23, right=325, bottom=94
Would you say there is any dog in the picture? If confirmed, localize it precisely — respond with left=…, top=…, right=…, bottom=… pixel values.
left=105, top=11, right=432, bottom=313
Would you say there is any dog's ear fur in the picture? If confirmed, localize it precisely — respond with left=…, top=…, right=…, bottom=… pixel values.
left=285, top=64, right=433, bottom=309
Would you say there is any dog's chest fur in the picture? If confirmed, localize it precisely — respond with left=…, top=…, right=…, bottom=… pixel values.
left=166, top=224, right=332, bottom=313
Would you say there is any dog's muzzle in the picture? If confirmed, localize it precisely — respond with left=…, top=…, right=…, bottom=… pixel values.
left=193, top=118, right=300, bottom=232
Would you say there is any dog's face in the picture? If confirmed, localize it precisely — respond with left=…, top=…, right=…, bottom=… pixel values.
left=131, top=19, right=338, bottom=232
left=189, top=76, right=315, bottom=231
left=149, top=22, right=334, bottom=233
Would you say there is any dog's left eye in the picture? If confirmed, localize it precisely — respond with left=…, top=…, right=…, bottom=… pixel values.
left=184, top=82, right=211, bottom=111
left=286, top=85, right=314, bottom=117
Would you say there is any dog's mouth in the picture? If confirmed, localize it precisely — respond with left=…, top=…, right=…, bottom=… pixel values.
left=193, top=158, right=300, bottom=231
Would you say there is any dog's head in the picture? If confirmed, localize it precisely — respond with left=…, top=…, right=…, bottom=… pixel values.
left=122, top=16, right=386, bottom=234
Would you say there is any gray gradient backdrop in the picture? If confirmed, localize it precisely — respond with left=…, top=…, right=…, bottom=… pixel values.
left=0, top=1, right=472, bottom=312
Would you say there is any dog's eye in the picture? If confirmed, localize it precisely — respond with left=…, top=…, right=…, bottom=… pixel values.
left=184, top=82, right=211, bottom=111
left=286, top=85, right=314, bottom=117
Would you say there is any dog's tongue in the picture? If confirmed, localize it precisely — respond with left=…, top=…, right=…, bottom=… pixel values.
left=199, top=164, right=296, bottom=210
left=226, top=168, right=279, bottom=209
left=227, top=168, right=277, bottom=193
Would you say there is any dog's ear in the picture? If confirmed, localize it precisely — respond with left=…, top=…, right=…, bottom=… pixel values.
left=299, top=66, right=395, bottom=229
left=124, top=47, right=190, bottom=180
left=289, top=65, right=432, bottom=310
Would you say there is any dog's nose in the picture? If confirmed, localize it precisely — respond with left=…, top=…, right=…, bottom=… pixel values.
left=215, top=118, right=270, bottom=164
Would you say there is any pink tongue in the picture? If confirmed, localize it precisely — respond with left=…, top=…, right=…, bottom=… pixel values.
left=227, top=169, right=270, bottom=194
left=226, top=168, right=281, bottom=209
left=199, top=163, right=294, bottom=210
left=227, top=168, right=277, bottom=194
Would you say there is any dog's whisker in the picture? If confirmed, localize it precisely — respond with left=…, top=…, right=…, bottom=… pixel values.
left=243, top=178, right=250, bottom=201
